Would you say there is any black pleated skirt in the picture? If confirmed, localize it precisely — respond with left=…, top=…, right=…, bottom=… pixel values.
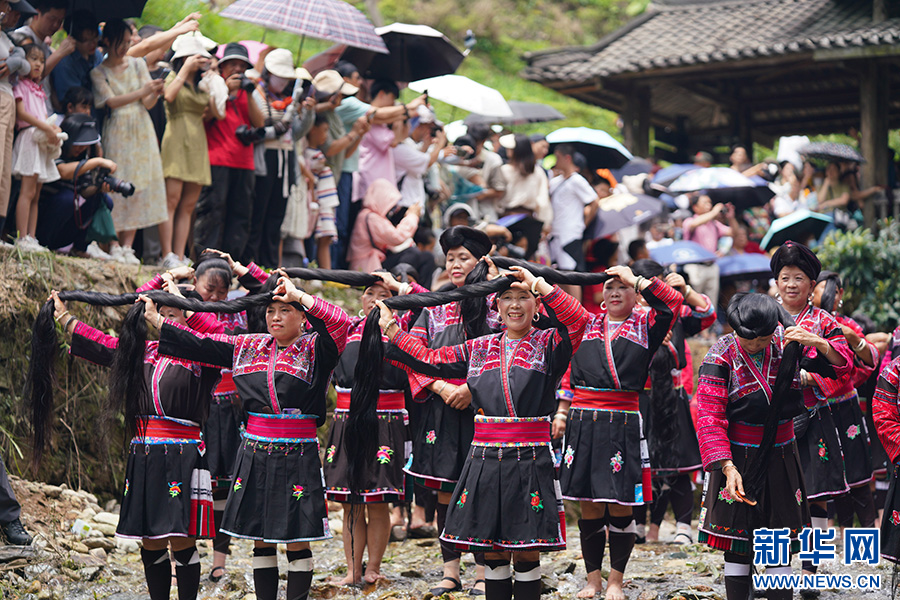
left=117, top=440, right=214, bottom=540
left=203, top=394, right=243, bottom=490
left=830, top=395, right=874, bottom=487
left=698, top=440, right=809, bottom=556
left=559, top=407, right=651, bottom=505
left=324, top=407, right=410, bottom=503
left=879, top=464, right=900, bottom=563
left=649, top=388, right=702, bottom=475
left=219, top=435, right=331, bottom=543
left=405, top=393, right=474, bottom=492
left=797, top=404, right=849, bottom=499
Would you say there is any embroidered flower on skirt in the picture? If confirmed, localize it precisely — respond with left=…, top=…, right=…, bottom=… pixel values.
left=892, top=510, right=900, bottom=526
left=425, top=430, right=437, bottom=444
left=124, top=480, right=129, bottom=496
left=718, top=488, right=736, bottom=505
left=564, top=446, right=575, bottom=468
left=292, top=485, right=305, bottom=500
left=530, top=492, right=543, bottom=512
left=795, top=489, right=802, bottom=505
left=610, top=451, right=624, bottom=473
left=326, top=445, right=337, bottom=463
left=168, top=481, right=182, bottom=497
left=817, top=439, right=829, bottom=461
left=846, top=424, right=860, bottom=440
left=233, top=477, right=243, bottom=492
left=376, top=446, right=394, bottom=464
left=457, top=489, right=468, bottom=508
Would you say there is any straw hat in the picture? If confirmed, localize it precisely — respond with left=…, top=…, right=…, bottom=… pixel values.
left=264, top=48, right=311, bottom=81
left=172, top=35, right=212, bottom=61
left=312, top=69, right=358, bottom=96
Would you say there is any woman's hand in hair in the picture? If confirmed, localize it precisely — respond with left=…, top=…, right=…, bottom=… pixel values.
left=139, top=295, right=162, bottom=330
left=484, top=256, right=500, bottom=281
left=50, top=291, right=68, bottom=322
left=166, top=264, right=195, bottom=281
left=203, top=248, right=234, bottom=268
left=784, top=326, right=825, bottom=350
left=375, top=300, right=399, bottom=339
left=445, top=383, right=472, bottom=410
left=272, top=276, right=302, bottom=304
left=605, top=265, right=638, bottom=288
left=372, top=271, right=402, bottom=293
left=510, top=265, right=552, bottom=295
left=162, top=278, right=184, bottom=298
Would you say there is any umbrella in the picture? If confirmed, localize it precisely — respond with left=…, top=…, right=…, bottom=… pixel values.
left=650, top=241, right=717, bottom=266
left=546, top=127, right=633, bottom=169
left=464, top=101, right=565, bottom=126
left=717, top=253, right=772, bottom=282
left=667, top=167, right=774, bottom=211
left=761, top=211, right=833, bottom=251
left=591, top=193, right=664, bottom=239
left=611, top=158, right=653, bottom=182
left=650, top=163, right=699, bottom=188
left=69, top=0, right=146, bottom=20
left=220, top=0, right=388, bottom=55
left=409, top=75, right=512, bottom=117
left=799, top=142, right=866, bottom=164
left=216, top=40, right=269, bottom=66
left=302, top=45, right=345, bottom=76
left=341, top=23, right=464, bottom=82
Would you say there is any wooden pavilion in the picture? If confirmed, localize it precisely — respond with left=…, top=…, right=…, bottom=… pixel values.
left=523, top=0, right=900, bottom=223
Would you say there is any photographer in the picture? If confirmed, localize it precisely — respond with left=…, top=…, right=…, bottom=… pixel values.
left=35, top=113, right=118, bottom=256
left=393, top=106, right=446, bottom=211
left=192, top=42, right=264, bottom=261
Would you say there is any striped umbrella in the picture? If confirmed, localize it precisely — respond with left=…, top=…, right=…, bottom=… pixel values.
left=220, top=0, right=388, bottom=55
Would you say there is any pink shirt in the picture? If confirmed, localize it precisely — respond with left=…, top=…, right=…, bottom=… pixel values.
left=682, top=215, right=729, bottom=253
left=13, top=78, right=47, bottom=130
left=353, top=124, right=396, bottom=201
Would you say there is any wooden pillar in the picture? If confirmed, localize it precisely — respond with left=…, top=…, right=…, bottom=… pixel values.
left=622, top=95, right=637, bottom=156
left=860, top=61, right=889, bottom=228
left=737, top=105, right=753, bottom=161
left=635, top=87, right=651, bottom=158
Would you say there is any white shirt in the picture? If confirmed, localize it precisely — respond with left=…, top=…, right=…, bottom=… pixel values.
left=393, top=138, right=430, bottom=208
left=0, top=33, right=16, bottom=97
left=549, top=172, right=596, bottom=246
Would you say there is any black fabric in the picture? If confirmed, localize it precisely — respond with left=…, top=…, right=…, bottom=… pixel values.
left=439, top=225, right=491, bottom=258
left=723, top=551, right=751, bottom=600
left=513, top=560, right=542, bottom=600
left=436, top=502, right=459, bottom=563
left=35, top=188, right=107, bottom=252
left=560, top=237, right=586, bottom=271
left=382, top=246, right=436, bottom=290
left=205, top=396, right=243, bottom=490
left=141, top=547, right=171, bottom=600
left=286, top=548, right=313, bottom=600
left=830, top=398, right=873, bottom=487
left=253, top=546, right=279, bottom=600
left=578, top=517, right=607, bottom=574
left=246, top=148, right=295, bottom=267
left=484, top=557, right=513, bottom=600
left=193, top=166, right=255, bottom=260
left=607, top=513, right=635, bottom=573
left=212, top=509, right=231, bottom=554
left=879, top=464, right=900, bottom=564
left=770, top=241, right=821, bottom=281
left=796, top=405, right=849, bottom=499
left=650, top=473, right=694, bottom=526
left=0, top=457, right=21, bottom=524
left=172, top=546, right=200, bottom=600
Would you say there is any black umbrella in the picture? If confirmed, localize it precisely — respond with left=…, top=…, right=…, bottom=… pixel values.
left=69, top=0, right=147, bottom=20
left=591, top=193, right=664, bottom=239
left=464, top=101, right=565, bottom=126
left=610, top=157, right=653, bottom=182
left=341, top=22, right=464, bottom=82
left=799, top=142, right=866, bottom=164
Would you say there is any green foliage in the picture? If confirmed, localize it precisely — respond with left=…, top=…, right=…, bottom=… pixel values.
left=815, top=219, right=900, bottom=330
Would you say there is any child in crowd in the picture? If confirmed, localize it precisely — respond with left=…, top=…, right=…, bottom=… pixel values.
left=12, top=44, right=62, bottom=251
left=305, top=115, right=339, bottom=269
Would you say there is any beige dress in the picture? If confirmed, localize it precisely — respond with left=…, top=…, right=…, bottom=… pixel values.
left=160, top=71, right=211, bottom=185
left=91, top=58, right=167, bottom=232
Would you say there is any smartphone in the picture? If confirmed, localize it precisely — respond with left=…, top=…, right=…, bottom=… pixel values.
left=424, top=90, right=429, bottom=106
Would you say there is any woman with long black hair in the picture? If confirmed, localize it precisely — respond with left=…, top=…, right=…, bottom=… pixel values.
left=323, top=271, right=428, bottom=584
left=48, top=287, right=221, bottom=600
left=696, top=292, right=838, bottom=600
left=375, top=264, right=590, bottom=600
left=770, top=242, right=852, bottom=581
left=557, top=264, right=682, bottom=600
left=811, top=270, right=880, bottom=530
left=139, top=276, right=350, bottom=600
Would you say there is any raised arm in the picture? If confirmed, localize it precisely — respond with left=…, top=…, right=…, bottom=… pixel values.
left=873, top=358, right=900, bottom=464
left=70, top=321, right=119, bottom=367
left=640, top=276, right=683, bottom=352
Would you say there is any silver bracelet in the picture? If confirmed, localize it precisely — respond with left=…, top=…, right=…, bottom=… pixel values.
left=438, top=381, right=447, bottom=394
left=857, top=338, right=867, bottom=352
left=530, top=276, right=546, bottom=295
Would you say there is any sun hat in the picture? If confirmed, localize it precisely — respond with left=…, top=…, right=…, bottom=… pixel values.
left=219, top=42, right=252, bottom=67
left=264, top=48, right=310, bottom=80
left=312, top=69, right=358, bottom=96
left=171, top=35, right=212, bottom=61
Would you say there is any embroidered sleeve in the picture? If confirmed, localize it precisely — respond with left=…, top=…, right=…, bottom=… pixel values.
left=556, top=366, right=574, bottom=402
left=386, top=330, right=468, bottom=380
left=696, top=342, right=733, bottom=470
left=70, top=321, right=119, bottom=367
left=643, top=277, right=683, bottom=354
left=246, top=262, right=269, bottom=284
left=185, top=311, right=227, bottom=335
left=136, top=274, right=165, bottom=293
left=854, top=340, right=880, bottom=388
left=306, top=296, right=351, bottom=354
left=158, top=320, right=236, bottom=368
left=405, top=308, right=436, bottom=396
left=873, top=358, right=900, bottom=464
left=681, top=294, right=716, bottom=337
left=543, top=285, right=590, bottom=354
left=236, top=262, right=270, bottom=294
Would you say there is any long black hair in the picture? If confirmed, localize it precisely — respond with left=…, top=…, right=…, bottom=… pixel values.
left=815, top=270, right=841, bottom=315
left=648, top=342, right=680, bottom=476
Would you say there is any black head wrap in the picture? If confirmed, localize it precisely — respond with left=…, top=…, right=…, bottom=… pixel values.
left=815, top=270, right=842, bottom=314
left=770, top=241, right=821, bottom=281
left=630, top=259, right=665, bottom=279
left=726, top=292, right=781, bottom=339
left=440, top=225, right=492, bottom=258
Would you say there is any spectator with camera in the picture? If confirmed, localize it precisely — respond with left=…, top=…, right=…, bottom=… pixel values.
left=34, top=113, right=116, bottom=257
left=157, top=36, right=222, bottom=270
left=49, top=10, right=101, bottom=110
left=393, top=106, right=446, bottom=211
left=192, top=42, right=264, bottom=261
left=90, top=19, right=167, bottom=264
left=459, top=123, right=507, bottom=222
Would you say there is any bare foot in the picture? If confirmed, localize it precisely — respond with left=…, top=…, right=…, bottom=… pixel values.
left=646, top=523, right=660, bottom=542
left=576, top=582, right=601, bottom=598
left=333, top=573, right=362, bottom=586
left=363, top=570, right=384, bottom=584
left=606, top=570, right=626, bottom=600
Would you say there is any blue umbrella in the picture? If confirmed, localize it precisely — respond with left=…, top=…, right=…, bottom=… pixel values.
left=546, top=127, right=633, bottom=169
left=649, top=241, right=717, bottom=266
left=591, top=193, right=664, bottom=239
left=717, top=252, right=772, bottom=281
left=761, top=211, right=833, bottom=251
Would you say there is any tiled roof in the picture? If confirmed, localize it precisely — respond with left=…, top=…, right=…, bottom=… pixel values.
left=524, top=0, right=900, bottom=83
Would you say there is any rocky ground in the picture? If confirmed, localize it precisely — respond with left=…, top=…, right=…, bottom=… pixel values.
left=1, top=477, right=891, bottom=600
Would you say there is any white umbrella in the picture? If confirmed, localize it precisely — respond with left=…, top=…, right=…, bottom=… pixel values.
left=409, top=74, right=513, bottom=117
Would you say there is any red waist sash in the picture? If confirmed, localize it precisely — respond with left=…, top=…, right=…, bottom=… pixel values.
left=246, top=413, right=317, bottom=440
left=572, top=388, right=639, bottom=412
left=472, top=417, right=551, bottom=446
left=729, top=421, right=794, bottom=447
left=214, top=371, right=236, bottom=396
left=137, top=416, right=201, bottom=441
left=336, top=390, right=405, bottom=412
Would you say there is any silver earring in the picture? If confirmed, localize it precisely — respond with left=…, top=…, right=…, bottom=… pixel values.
left=533, top=313, right=540, bottom=322
left=838, top=299, right=843, bottom=309
left=358, top=309, right=365, bottom=318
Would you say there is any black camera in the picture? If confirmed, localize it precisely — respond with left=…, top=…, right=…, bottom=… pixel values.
left=76, top=167, right=135, bottom=198
left=235, top=124, right=266, bottom=146
left=239, top=75, right=256, bottom=92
